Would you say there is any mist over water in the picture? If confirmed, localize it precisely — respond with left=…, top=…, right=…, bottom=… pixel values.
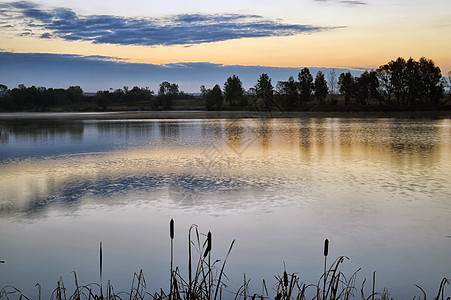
left=0, top=113, right=450, bottom=298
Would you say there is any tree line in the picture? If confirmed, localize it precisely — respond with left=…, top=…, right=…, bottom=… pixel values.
left=201, top=57, right=449, bottom=111
left=0, top=81, right=193, bottom=111
left=0, top=57, right=449, bottom=112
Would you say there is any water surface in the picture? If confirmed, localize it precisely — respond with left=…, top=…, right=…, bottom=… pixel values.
left=0, top=112, right=450, bottom=298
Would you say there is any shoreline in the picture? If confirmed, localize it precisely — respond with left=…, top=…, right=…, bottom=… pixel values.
left=1, top=110, right=451, bottom=120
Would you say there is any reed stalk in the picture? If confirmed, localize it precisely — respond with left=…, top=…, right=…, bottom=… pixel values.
left=323, top=238, right=329, bottom=300
left=2, top=224, right=449, bottom=300
left=99, top=242, right=103, bottom=300
left=372, top=271, right=376, bottom=300
left=170, top=218, right=175, bottom=300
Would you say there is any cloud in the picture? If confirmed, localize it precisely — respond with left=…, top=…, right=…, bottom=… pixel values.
left=0, top=1, right=339, bottom=46
left=314, top=0, right=367, bottom=5
left=40, top=32, right=51, bottom=38
left=339, top=1, right=367, bottom=5
left=0, top=51, right=364, bottom=93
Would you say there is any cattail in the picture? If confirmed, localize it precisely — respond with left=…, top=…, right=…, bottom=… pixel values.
left=170, top=219, right=174, bottom=240
left=323, top=238, right=329, bottom=300
left=100, top=242, right=103, bottom=299
left=283, top=271, right=288, bottom=288
left=324, top=239, right=329, bottom=257
left=170, top=219, right=174, bottom=300
left=204, top=231, right=212, bottom=258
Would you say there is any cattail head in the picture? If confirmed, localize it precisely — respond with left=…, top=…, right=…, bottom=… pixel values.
left=170, top=219, right=174, bottom=240
left=324, top=239, right=329, bottom=257
left=283, top=271, right=288, bottom=287
left=203, top=231, right=212, bottom=258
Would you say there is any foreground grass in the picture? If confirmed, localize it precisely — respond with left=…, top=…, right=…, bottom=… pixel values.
left=1, top=220, right=449, bottom=300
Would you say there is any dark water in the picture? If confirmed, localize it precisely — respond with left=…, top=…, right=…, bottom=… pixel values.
left=0, top=112, right=450, bottom=298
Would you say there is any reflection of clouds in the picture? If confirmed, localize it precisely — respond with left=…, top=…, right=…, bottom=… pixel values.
left=0, top=117, right=449, bottom=220
left=0, top=158, right=307, bottom=219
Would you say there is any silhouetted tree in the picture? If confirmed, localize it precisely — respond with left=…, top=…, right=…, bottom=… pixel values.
left=67, top=86, right=83, bottom=103
left=385, top=57, right=407, bottom=105
left=0, top=84, right=7, bottom=98
left=354, top=70, right=379, bottom=105
left=314, top=71, right=329, bottom=105
left=376, top=64, right=394, bottom=104
left=224, top=75, right=245, bottom=108
left=448, top=71, right=451, bottom=101
left=377, top=56, right=443, bottom=105
left=276, top=76, right=298, bottom=110
left=204, top=84, right=223, bottom=110
left=96, top=90, right=110, bottom=109
left=298, top=68, right=314, bottom=104
left=255, top=73, right=274, bottom=109
left=0, top=84, right=12, bottom=110
left=338, top=72, right=355, bottom=105
left=417, top=57, right=444, bottom=104
left=158, top=81, right=179, bottom=109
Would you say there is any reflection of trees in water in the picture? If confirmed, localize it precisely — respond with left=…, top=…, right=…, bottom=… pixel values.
left=257, top=120, right=272, bottom=151
left=201, top=120, right=223, bottom=140
left=96, top=121, right=155, bottom=139
left=159, top=121, right=179, bottom=140
left=298, top=119, right=311, bottom=149
left=0, top=126, right=9, bottom=144
left=388, top=121, right=439, bottom=153
left=225, top=119, right=243, bottom=149
left=294, top=118, right=442, bottom=165
left=0, top=120, right=84, bottom=144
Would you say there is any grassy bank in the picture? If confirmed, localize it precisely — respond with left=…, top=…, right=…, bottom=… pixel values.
left=1, top=221, right=449, bottom=300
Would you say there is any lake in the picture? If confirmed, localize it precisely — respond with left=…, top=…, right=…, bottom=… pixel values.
left=0, top=112, right=450, bottom=299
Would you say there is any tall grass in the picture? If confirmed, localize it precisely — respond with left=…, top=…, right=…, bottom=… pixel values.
left=0, top=220, right=449, bottom=300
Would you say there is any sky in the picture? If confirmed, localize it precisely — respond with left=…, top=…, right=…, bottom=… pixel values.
left=0, top=0, right=450, bottom=92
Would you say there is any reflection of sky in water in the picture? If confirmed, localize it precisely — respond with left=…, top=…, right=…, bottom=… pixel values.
left=0, top=115, right=450, bottom=299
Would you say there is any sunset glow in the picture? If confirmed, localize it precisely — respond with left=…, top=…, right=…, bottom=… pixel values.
left=1, top=0, right=450, bottom=91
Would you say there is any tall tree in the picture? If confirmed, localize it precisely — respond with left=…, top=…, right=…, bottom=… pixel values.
left=378, top=56, right=443, bottom=105
left=276, top=76, right=298, bottom=110
left=204, top=84, right=223, bottom=110
left=224, top=75, right=245, bottom=108
left=338, top=72, right=355, bottom=105
left=417, top=57, right=444, bottom=104
left=405, top=58, right=421, bottom=105
left=298, top=68, right=314, bottom=104
left=376, top=64, right=394, bottom=104
left=314, top=71, right=329, bottom=105
left=354, top=71, right=379, bottom=105
left=158, top=81, right=179, bottom=109
left=387, top=57, right=407, bottom=105
left=255, top=73, right=274, bottom=108
left=67, top=86, right=83, bottom=103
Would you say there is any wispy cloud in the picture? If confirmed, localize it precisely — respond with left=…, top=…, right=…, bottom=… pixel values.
left=314, top=0, right=367, bottom=5
left=0, top=1, right=339, bottom=46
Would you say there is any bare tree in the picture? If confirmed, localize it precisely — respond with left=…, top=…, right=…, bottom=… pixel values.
left=328, top=68, right=337, bottom=104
